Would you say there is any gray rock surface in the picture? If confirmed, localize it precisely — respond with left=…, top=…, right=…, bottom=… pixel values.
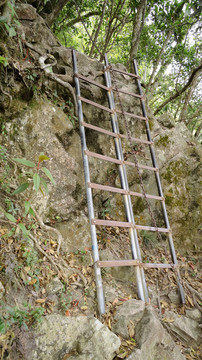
left=112, top=299, right=145, bottom=338
left=3, top=3, right=202, bottom=254
left=46, top=277, right=64, bottom=295
left=162, top=311, right=202, bottom=346
left=185, top=308, right=201, bottom=322
left=30, top=314, right=121, bottom=360
left=128, top=306, right=185, bottom=360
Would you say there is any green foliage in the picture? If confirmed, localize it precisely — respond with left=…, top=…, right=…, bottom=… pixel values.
left=3, top=153, right=55, bottom=237
left=0, top=1, right=20, bottom=38
left=0, top=303, right=44, bottom=333
left=140, top=230, right=157, bottom=248
left=0, top=55, right=8, bottom=66
left=51, top=0, right=201, bottom=139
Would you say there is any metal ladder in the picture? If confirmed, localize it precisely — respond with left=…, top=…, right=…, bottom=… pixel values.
left=72, top=50, right=185, bottom=315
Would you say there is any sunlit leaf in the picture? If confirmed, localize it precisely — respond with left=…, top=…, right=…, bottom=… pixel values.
left=12, top=182, right=29, bottom=195
left=39, top=187, right=44, bottom=196
left=41, top=167, right=55, bottom=185
left=38, top=154, right=49, bottom=163
left=5, top=213, right=16, bottom=223
left=33, top=173, right=40, bottom=192
left=13, top=158, right=35, bottom=167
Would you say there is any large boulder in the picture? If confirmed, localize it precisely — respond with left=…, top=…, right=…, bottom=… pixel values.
left=127, top=306, right=185, bottom=360
left=29, top=315, right=121, bottom=360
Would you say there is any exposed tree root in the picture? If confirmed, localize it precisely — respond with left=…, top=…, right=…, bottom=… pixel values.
left=31, top=206, right=63, bottom=254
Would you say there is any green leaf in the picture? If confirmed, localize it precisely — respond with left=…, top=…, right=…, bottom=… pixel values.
left=29, top=207, right=35, bottom=217
left=41, top=167, right=55, bottom=185
left=0, top=56, right=8, bottom=66
left=24, top=201, right=30, bottom=216
left=40, top=178, right=49, bottom=195
left=38, top=154, right=49, bottom=163
left=33, top=173, right=40, bottom=192
left=12, top=182, right=29, bottom=195
left=13, top=158, right=35, bottom=167
left=18, top=223, right=29, bottom=236
left=5, top=213, right=16, bottom=223
left=39, top=187, right=44, bottom=196
left=9, top=26, right=16, bottom=37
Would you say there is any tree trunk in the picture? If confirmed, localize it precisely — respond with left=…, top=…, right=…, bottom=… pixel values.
left=89, top=0, right=108, bottom=57
left=154, top=63, right=202, bottom=115
left=194, top=121, right=202, bottom=139
left=45, top=0, right=69, bottom=27
left=128, top=0, right=147, bottom=69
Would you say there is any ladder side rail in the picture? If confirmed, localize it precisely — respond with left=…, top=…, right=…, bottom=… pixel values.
left=104, top=56, right=149, bottom=302
left=133, top=60, right=185, bottom=304
left=72, top=50, right=105, bottom=314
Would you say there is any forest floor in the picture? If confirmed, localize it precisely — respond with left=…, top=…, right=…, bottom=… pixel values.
left=0, top=218, right=201, bottom=360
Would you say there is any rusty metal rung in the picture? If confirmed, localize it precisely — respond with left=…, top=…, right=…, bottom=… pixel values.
left=75, top=73, right=109, bottom=91
left=85, top=150, right=158, bottom=172
left=92, top=218, right=170, bottom=233
left=88, top=182, right=164, bottom=201
left=96, top=260, right=177, bottom=269
left=75, top=73, right=143, bottom=99
left=82, top=122, right=152, bottom=145
left=78, top=96, right=147, bottom=121
left=109, top=67, right=141, bottom=79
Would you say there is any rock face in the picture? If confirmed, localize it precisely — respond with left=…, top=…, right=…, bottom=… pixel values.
left=2, top=3, right=201, bottom=253
left=162, top=311, right=202, bottom=347
left=127, top=306, right=186, bottom=360
left=112, top=299, right=145, bottom=338
left=29, top=315, right=121, bottom=360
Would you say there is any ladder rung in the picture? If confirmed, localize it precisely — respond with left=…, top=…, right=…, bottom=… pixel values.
left=96, top=260, right=177, bottom=269
left=79, top=96, right=147, bottom=121
left=85, top=150, right=158, bottom=172
left=92, top=219, right=170, bottom=233
left=75, top=73, right=109, bottom=91
left=79, top=96, right=112, bottom=113
left=116, top=109, right=147, bottom=121
left=112, top=88, right=143, bottom=99
left=75, top=74, right=143, bottom=99
left=88, top=182, right=164, bottom=201
left=82, top=122, right=152, bottom=145
left=109, top=67, right=141, bottom=79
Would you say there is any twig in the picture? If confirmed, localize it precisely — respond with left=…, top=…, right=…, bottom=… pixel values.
left=59, top=257, right=87, bottom=286
left=31, top=206, right=63, bottom=254
left=185, top=283, right=202, bottom=302
left=29, top=232, right=62, bottom=277
left=0, top=85, right=12, bottom=108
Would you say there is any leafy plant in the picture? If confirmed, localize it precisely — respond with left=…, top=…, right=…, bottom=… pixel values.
left=0, top=303, right=44, bottom=333
left=140, top=230, right=157, bottom=248
left=4, top=153, right=55, bottom=236
left=0, top=56, right=8, bottom=66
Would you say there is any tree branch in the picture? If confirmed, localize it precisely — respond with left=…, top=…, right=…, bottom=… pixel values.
left=154, top=63, right=202, bottom=115
left=58, top=10, right=100, bottom=27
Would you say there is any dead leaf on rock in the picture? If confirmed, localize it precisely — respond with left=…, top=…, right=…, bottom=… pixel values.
left=127, top=320, right=135, bottom=338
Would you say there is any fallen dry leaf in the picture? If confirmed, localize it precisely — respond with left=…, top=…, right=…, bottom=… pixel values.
left=65, top=310, right=71, bottom=317
left=35, top=298, right=46, bottom=303
left=127, top=320, right=135, bottom=338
